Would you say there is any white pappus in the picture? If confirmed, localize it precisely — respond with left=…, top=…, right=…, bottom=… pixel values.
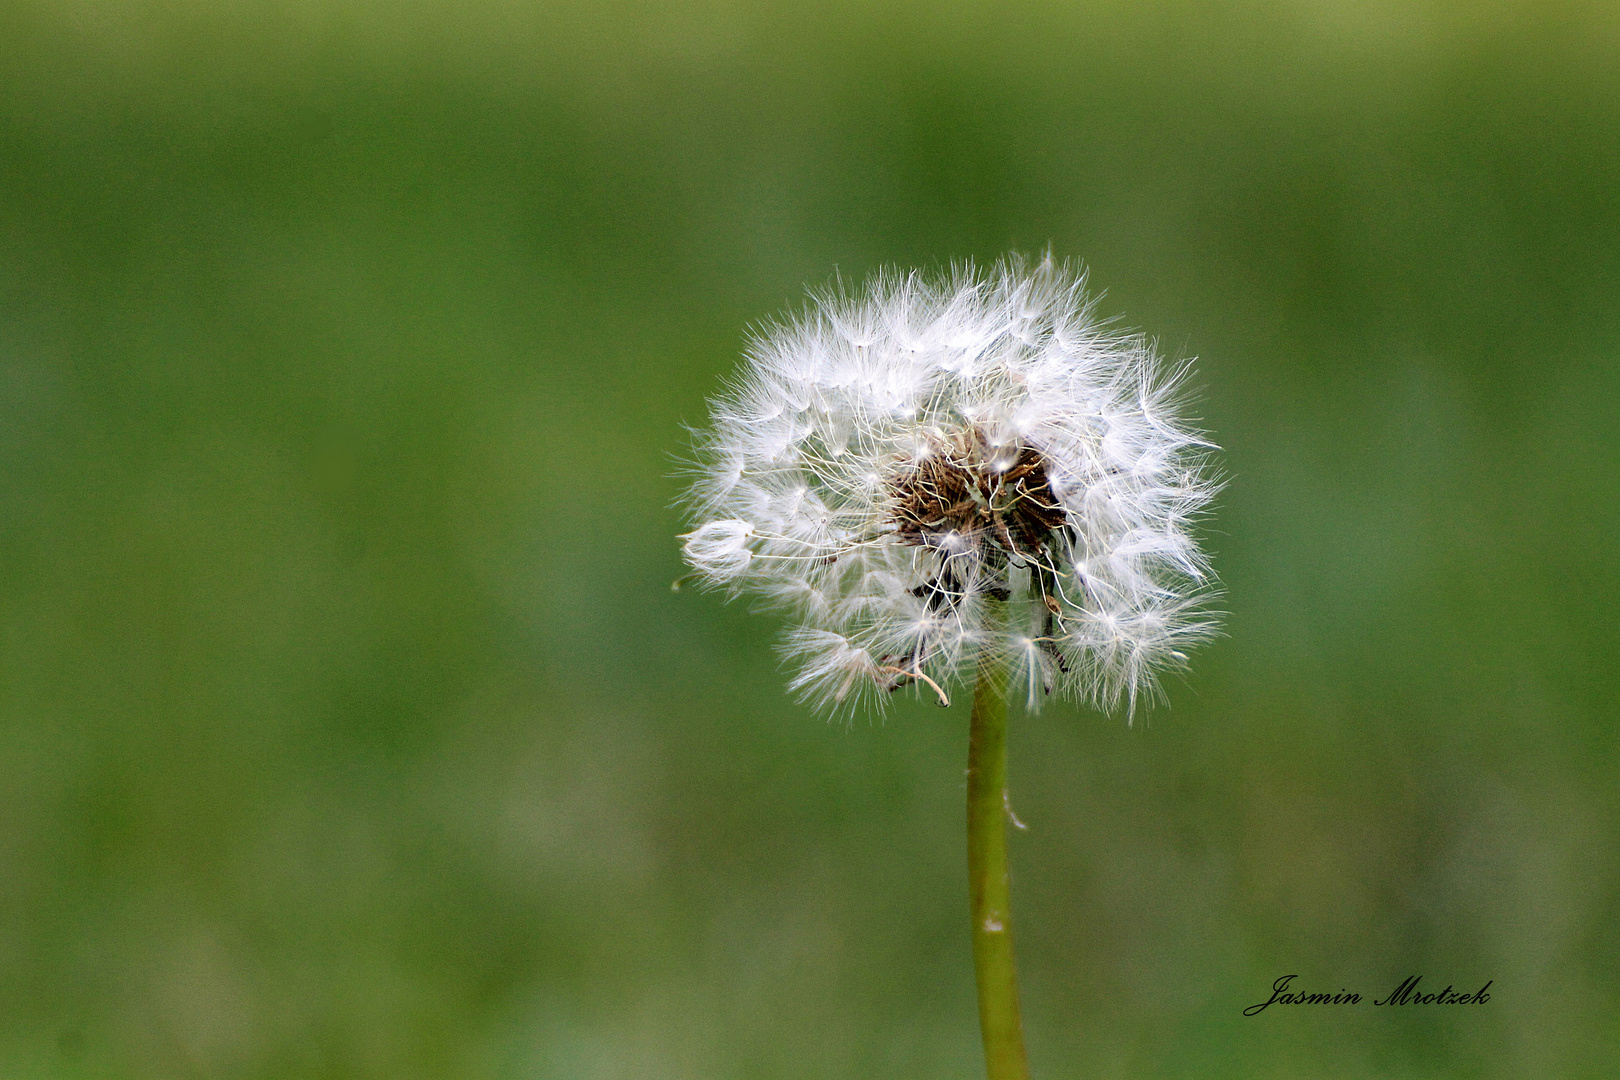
left=679, top=255, right=1220, bottom=717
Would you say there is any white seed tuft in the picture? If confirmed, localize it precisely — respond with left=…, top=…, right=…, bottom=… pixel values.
left=680, top=519, right=757, bottom=582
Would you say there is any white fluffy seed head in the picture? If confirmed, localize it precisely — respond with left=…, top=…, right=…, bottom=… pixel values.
left=679, top=255, right=1221, bottom=718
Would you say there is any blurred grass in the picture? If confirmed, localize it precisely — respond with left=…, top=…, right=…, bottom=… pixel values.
left=0, top=1, right=1617, bottom=1077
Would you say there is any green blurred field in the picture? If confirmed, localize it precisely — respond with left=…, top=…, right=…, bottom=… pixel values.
left=1, top=2, right=1616, bottom=1077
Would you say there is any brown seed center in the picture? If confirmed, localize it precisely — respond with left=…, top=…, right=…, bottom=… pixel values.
left=887, top=431, right=1067, bottom=561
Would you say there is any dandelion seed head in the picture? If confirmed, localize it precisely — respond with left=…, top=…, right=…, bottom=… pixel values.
left=680, top=255, right=1220, bottom=716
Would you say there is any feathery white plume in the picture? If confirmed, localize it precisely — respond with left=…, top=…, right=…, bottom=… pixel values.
left=680, top=256, right=1220, bottom=716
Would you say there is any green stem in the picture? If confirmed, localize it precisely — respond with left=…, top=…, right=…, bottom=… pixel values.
left=967, top=598, right=1031, bottom=1080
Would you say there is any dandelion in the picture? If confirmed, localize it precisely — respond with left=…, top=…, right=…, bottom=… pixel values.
left=677, top=255, right=1220, bottom=1080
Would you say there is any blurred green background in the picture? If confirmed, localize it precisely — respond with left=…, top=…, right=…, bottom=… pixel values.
left=1, top=1, right=1617, bottom=1077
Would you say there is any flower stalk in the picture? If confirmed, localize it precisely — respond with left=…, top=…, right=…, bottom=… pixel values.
left=967, top=596, right=1031, bottom=1080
